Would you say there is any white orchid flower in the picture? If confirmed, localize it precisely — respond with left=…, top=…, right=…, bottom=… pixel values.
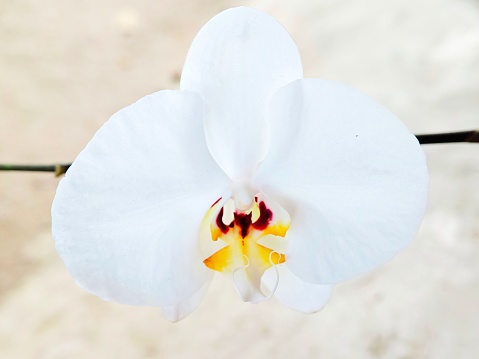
left=52, top=7, right=428, bottom=322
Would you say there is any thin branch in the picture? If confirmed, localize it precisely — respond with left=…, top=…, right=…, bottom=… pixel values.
left=415, top=129, right=479, bottom=144
left=0, top=130, right=477, bottom=176
left=0, top=164, right=71, bottom=176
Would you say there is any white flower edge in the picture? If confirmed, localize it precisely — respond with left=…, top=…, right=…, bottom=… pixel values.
left=263, top=264, right=333, bottom=313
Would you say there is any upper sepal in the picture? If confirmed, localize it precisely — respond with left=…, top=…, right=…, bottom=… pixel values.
left=181, top=7, right=303, bottom=180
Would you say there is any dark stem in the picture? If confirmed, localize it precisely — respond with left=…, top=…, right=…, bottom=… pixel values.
left=0, top=130, right=477, bottom=176
left=415, top=130, right=479, bottom=144
left=0, top=164, right=71, bottom=176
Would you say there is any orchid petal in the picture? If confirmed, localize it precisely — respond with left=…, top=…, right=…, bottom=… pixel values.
left=255, top=79, right=428, bottom=284
left=52, top=90, right=230, bottom=306
left=263, top=265, right=333, bottom=313
left=161, top=280, right=210, bottom=322
left=181, top=7, right=303, bottom=180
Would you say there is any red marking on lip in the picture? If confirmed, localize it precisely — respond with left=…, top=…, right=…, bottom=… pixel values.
left=252, top=201, right=272, bottom=230
left=215, top=200, right=273, bottom=239
left=211, top=197, right=222, bottom=208
left=216, top=207, right=231, bottom=234
left=234, top=212, right=252, bottom=239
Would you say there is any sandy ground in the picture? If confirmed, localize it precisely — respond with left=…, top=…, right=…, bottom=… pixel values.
left=0, top=0, right=478, bottom=358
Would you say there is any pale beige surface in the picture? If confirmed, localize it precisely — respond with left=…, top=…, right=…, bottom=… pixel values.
left=0, top=0, right=478, bottom=358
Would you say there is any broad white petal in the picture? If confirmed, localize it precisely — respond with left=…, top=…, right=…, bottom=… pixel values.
left=263, top=265, right=332, bottom=313
left=255, top=79, right=428, bottom=284
left=181, top=7, right=303, bottom=180
left=52, top=90, right=230, bottom=306
left=161, top=279, right=210, bottom=322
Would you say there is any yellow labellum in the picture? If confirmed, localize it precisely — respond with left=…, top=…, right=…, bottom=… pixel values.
left=200, top=195, right=291, bottom=302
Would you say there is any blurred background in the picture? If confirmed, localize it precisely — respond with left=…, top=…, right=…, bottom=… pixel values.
left=0, top=0, right=478, bottom=357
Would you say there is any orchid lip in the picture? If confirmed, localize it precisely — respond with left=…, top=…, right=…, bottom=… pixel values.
left=200, top=193, right=291, bottom=303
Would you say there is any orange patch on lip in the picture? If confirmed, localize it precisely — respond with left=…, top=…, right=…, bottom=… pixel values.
left=203, top=245, right=233, bottom=272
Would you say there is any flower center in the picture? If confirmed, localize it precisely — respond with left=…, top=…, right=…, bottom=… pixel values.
left=200, top=193, right=291, bottom=303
